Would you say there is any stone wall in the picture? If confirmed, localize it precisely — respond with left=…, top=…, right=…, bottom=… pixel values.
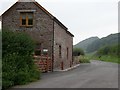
left=2, top=2, right=54, bottom=57
left=2, top=2, right=73, bottom=71
left=54, top=21, right=73, bottom=70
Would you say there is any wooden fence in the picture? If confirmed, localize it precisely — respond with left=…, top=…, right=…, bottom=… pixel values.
left=34, top=55, right=52, bottom=72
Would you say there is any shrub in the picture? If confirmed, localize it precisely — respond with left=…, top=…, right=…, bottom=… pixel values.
left=2, top=29, right=40, bottom=89
left=73, top=55, right=90, bottom=64
left=79, top=56, right=90, bottom=63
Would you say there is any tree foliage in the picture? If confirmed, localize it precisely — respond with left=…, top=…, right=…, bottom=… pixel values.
left=96, top=44, right=120, bottom=57
left=2, top=29, right=40, bottom=89
left=73, top=48, right=85, bottom=56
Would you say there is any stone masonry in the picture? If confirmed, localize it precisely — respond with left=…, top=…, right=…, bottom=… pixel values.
left=2, top=1, right=74, bottom=71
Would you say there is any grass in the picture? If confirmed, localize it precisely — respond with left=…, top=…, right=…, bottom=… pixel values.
left=92, top=55, right=119, bottom=64
left=86, top=54, right=120, bottom=64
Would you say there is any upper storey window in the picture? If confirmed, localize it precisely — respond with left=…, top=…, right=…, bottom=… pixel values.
left=20, top=12, right=33, bottom=27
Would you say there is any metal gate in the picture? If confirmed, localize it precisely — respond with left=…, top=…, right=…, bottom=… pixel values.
left=34, top=55, right=52, bottom=72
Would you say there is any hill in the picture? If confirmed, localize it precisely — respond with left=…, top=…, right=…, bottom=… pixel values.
left=74, top=37, right=99, bottom=53
left=74, top=33, right=120, bottom=53
left=87, top=33, right=120, bottom=53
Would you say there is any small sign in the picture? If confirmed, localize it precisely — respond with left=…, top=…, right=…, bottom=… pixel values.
left=43, top=49, right=48, bottom=52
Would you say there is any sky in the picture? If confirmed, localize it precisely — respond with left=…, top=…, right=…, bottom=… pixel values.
left=0, top=0, right=119, bottom=45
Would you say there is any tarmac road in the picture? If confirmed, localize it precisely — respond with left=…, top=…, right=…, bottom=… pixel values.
left=13, top=60, right=118, bottom=88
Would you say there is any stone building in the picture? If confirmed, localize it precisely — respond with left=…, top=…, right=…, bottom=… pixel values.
left=1, top=0, right=74, bottom=71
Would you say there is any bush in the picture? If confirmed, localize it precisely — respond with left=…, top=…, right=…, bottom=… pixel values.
left=73, top=48, right=85, bottom=56
left=79, top=56, right=90, bottom=63
left=73, top=55, right=90, bottom=64
left=2, top=29, right=40, bottom=89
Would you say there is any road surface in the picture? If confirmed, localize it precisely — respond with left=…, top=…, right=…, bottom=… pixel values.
left=13, top=60, right=118, bottom=88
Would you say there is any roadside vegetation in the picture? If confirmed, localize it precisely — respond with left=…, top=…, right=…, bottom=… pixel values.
left=73, top=43, right=120, bottom=64
left=93, top=55, right=119, bottom=63
left=2, top=29, right=40, bottom=89
left=94, top=44, right=120, bottom=63
left=86, top=44, right=120, bottom=64
left=73, top=48, right=90, bottom=63
left=79, top=55, right=90, bottom=63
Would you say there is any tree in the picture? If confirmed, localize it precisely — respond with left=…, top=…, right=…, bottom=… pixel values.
left=96, top=44, right=120, bottom=56
left=73, top=48, right=85, bottom=56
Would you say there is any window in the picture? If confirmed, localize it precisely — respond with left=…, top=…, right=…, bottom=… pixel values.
left=35, top=43, right=41, bottom=56
left=35, top=43, right=41, bottom=50
left=20, top=12, right=33, bottom=26
left=35, top=50, right=41, bottom=56
left=67, top=47, right=68, bottom=59
left=59, top=45, right=61, bottom=58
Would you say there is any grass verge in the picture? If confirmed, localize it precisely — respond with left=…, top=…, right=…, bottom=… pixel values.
left=93, top=55, right=119, bottom=64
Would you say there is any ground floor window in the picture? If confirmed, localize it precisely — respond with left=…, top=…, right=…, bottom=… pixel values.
left=67, top=47, right=69, bottom=59
left=35, top=50, right=41, bottom=56
left=35, top=43, right=41, bottom=56
left=59, top=45, right=61, bottom=58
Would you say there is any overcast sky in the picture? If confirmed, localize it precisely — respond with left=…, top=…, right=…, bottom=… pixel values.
left=0, top=0, right=119, bottom=45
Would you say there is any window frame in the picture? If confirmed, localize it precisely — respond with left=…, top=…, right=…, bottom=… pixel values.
left=20, top=12, right=34, bottom=27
